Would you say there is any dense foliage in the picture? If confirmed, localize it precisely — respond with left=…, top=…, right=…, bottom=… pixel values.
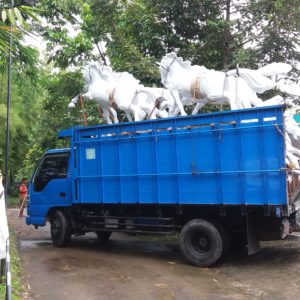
left=0, top=0, right=299, bottom=186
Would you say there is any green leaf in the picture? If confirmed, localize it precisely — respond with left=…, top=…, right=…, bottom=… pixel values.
left=0, top=39, right=9, bottom=54
left=14, top=7, right=28, bottom=30
left=19, top=6, right=41, bottom=23
left=1, top=10, right=7, bottom=22
left=8, top=8, right=17, bottom=28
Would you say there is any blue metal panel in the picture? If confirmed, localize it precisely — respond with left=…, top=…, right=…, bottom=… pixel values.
left=70, top=105, right=287, bottom=206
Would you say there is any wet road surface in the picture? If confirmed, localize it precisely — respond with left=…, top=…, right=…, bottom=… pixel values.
left=8, top=209, right=300, bottom=300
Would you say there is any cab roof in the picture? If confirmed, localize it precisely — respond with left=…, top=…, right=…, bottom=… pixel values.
left=46, top=148, right=70, bottom=154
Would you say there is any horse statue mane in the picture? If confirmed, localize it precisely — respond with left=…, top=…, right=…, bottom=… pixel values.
left=88, top=64, right=141, bottom=88
left=159, top=52, right=210, bottom=96
left=160, top=52, right=193, bottom=70
left=96, top=65, right=116, bottom=81
left=115, top=71, right=141, bottom=87
left=82, top=63, right=104, bottom=86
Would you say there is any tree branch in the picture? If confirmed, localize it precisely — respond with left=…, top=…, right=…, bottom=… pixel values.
left=95, top=41, right=108, bottom=66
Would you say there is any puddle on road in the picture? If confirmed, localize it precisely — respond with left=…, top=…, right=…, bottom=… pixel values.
left=20, top=239, right=52, bottom=250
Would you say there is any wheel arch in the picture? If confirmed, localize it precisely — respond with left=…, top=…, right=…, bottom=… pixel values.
left=46, top=206, right=71, bottom=223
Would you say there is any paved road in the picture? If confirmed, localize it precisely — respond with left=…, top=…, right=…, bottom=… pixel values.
left=8, top=209, right=300, bottom=300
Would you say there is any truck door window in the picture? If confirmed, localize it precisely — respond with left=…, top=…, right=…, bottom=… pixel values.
left=33, top=154, right=69, bottom=192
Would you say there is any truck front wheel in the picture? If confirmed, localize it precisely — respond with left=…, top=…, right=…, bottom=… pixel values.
left=50, top=210, right=72, bottom=247
left=180, top=219, right=225, bottom=267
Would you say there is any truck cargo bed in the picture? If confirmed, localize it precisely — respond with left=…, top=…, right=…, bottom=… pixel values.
left=60, top=105, right=288, bottom=207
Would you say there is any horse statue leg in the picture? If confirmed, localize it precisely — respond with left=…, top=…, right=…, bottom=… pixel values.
left=127, top=113, right=134, bottom=122
left=168, top=106, right=180, bottom=117
left=102, top=108, right=113, bottom=124
left=170, top=90, right=187, bottom=116
left=68, top=94, right=80, bottom=108
left=131, top=105, right=146, bottom=121
left=192, top=102, right=206, bottom=115
left=108, top=107, right=119, bottom=123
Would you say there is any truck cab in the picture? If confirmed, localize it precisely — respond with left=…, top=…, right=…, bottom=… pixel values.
left=26, top=149, right=71, bottom=226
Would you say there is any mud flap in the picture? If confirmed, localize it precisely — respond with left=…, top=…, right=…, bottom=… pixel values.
left=281, top=218, right=290, bottom=239
left=247, top=210, right=261, bottom=255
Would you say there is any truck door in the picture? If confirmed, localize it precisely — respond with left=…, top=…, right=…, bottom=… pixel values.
left=29, top=152, right=71, bottom=211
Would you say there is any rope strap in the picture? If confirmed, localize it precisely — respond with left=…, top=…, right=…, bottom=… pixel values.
left=191, top=75, right=201, bottom=101
left=109, top=88, right=118, bottom=110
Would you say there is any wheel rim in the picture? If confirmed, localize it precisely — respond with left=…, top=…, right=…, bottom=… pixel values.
left=191, top=233, right=211, bottom=253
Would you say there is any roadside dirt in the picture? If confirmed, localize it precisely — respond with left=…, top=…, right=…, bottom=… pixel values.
left=7, top=208, right=300, bottom=300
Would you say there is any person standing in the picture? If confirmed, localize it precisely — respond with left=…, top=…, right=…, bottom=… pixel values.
left=18, top=178, right=28, bottom=217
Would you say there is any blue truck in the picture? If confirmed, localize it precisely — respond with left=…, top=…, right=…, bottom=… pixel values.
left=26, top=105, right=300, bottom=267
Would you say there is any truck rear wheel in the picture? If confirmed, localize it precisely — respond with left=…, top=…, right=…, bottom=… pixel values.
left=50, top=210, right=72, bottom=247
left=180, top=219, right=225, bottom=267
left=96, top=231, right=112, bottom=241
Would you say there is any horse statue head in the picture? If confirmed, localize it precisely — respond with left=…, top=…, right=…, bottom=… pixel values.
left=68, top=63, right=112, bottom=109
left=157, top=52, right=196, bottom=89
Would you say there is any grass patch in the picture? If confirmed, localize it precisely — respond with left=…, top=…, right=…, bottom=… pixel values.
left=0, top=228, right=23, bottom=300
left=8, top=196, right=19, bottom=208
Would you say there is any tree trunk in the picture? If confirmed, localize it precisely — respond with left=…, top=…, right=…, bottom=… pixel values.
left=223, top=0, right=231, bottom=69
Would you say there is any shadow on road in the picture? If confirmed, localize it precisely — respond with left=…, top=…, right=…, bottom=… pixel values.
left=32, top=232, right=300, bottom=270
left=67, top=234, right=184, bottom=264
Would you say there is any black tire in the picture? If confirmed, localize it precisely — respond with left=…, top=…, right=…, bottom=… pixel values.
left=96, top=231, right=112, bottom=241
left=180, top=219, right=224, bottom=267
left=50, top=210, right=72, bottom=247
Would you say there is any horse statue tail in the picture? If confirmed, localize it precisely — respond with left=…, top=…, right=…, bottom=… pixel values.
left=258, top=62, right=292, bottom=77
left=226, top=68, right=276, bottom=94
left=275, top=81, right=300, bottom=96
left=258, top=63, right=300, bottom=96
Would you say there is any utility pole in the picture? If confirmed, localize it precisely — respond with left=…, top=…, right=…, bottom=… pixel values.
left=2, top=1, right=14, bottom=299
left=4, top=0, right=14, bottom=199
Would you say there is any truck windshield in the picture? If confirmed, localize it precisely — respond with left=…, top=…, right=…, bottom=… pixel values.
left=33, top=153, right=69, bottom=192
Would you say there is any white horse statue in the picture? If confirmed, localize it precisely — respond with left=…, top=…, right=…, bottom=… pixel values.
left=68, top=64, right=176, bottom=122
left=68, top=64, right=119, bottom=124
left=157, top=52, right=297, bottom=115
left=158, top=52, right=300, bottom=167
